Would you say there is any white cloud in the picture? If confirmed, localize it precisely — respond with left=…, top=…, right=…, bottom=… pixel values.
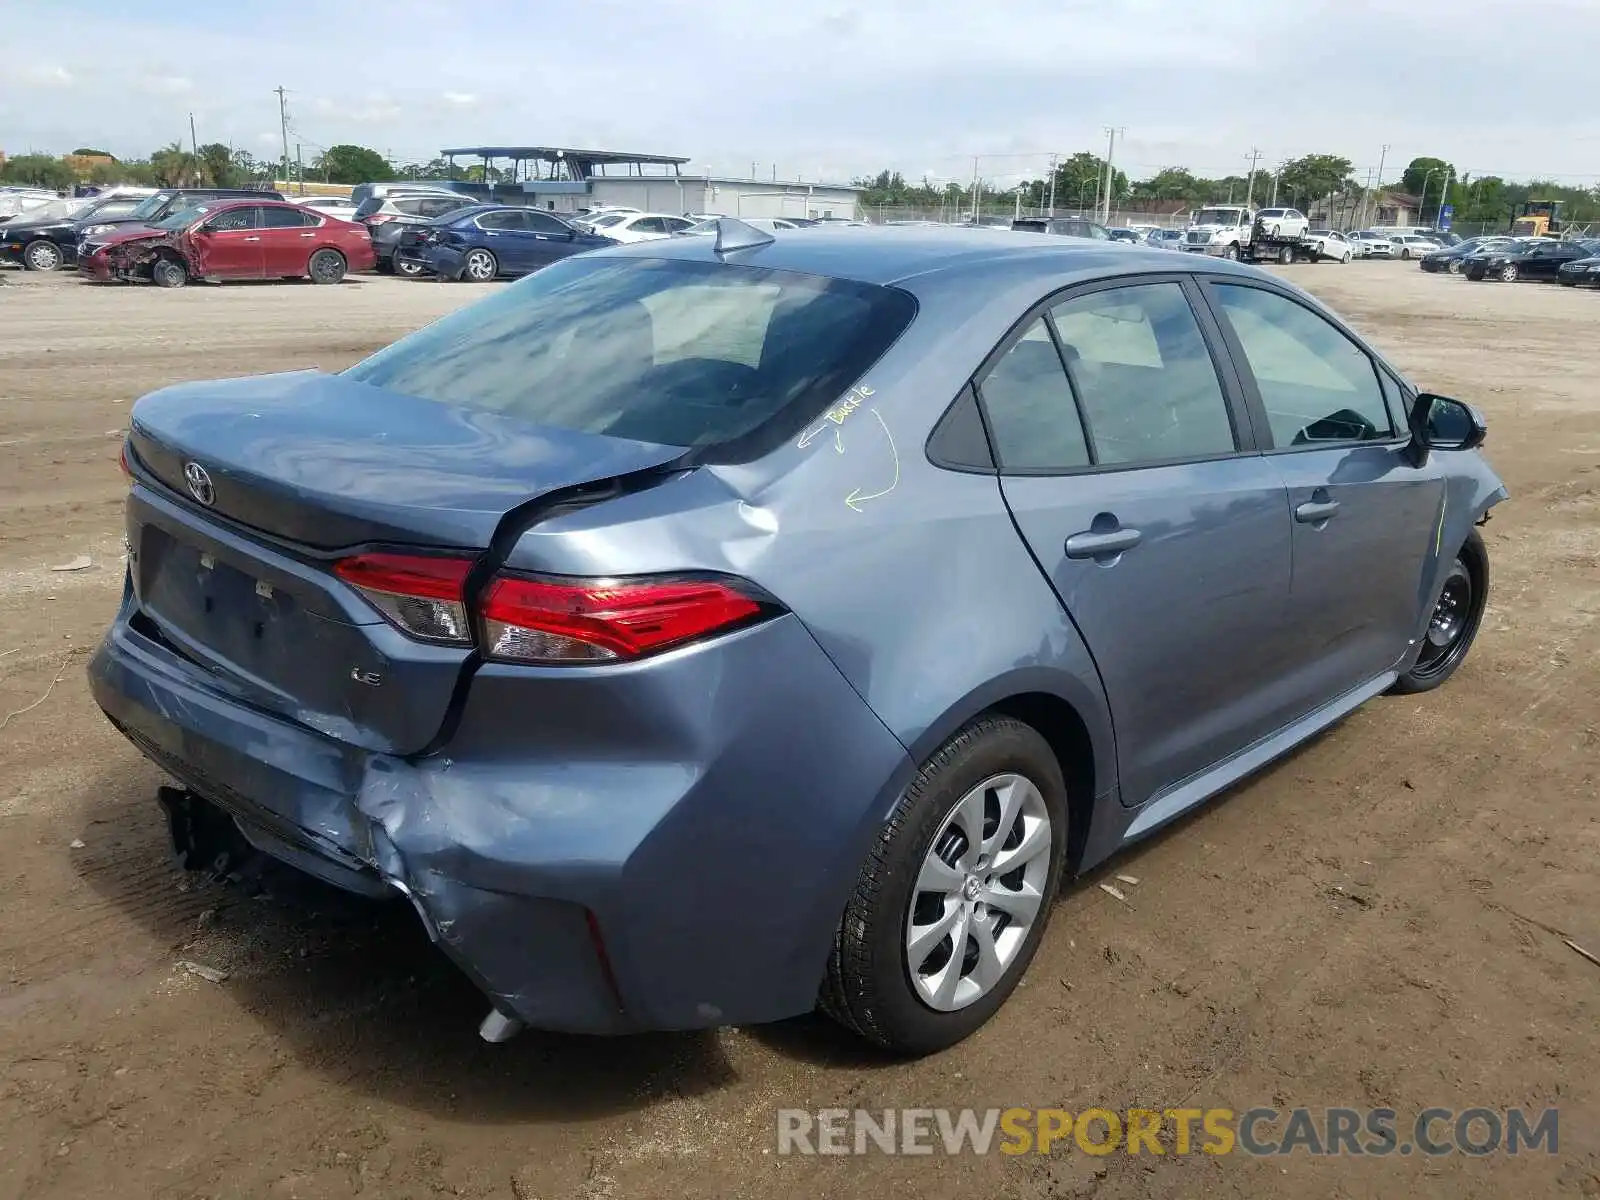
left=141, top=75, right=193, bottom=95
left=18, top=64, right=73, bottom=88
left=0, top=0, right=1597, bottom=183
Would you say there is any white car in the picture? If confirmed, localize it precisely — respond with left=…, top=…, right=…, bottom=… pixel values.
left=1303, top=229, right=1355, bottom=263
left=1348, top=231, right=1396, bottom=259
left=297, top=196, right=361, bottom=221
left=679, top=217, right=800, bottom=235
left=585, top=211, right=697, bottom=242
left=1254, top=207, right=1310, bottom=239
left=0, top=188, right=61, bottom=220
left=1388, top=233, right=1443, bottom=260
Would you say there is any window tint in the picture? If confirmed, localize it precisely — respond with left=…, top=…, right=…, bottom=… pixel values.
left=1212, top=284, right=1393, bottom=447
left=662, top=217, right=693, bottom=232
left=633, top=217, right=667, bottom=233
left=977, top=318, right=1090, bottom=471
left=1049, top=282, right=1236, bottom=465
left=203, top=207, right=258, bottom=232
left=419, top=196, right=468, bottom=218
left=525, top=211, right=570, bottom=234
left=477, top=210, right=525, bottom=230
left=262, top=207, right=317, bottom=228
left=392, top=198, right=427, bottom=216
left=343, top=258, right=917, bottom=459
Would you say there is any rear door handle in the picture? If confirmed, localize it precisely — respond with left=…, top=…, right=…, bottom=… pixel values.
left=1294, top=500, right=1340, bottom=523
left=243, top=236, right=261, bottom=242
left=1064, top=527, right=1142, bottom=559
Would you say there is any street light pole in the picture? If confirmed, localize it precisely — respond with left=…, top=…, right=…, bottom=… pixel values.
left=1047, top=153, right=1057, bottom=217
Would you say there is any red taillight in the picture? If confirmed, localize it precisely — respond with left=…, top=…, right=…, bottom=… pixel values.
left=363, top=213, right=395, bottom=225
left=483, top=573, right=766, bottom=664
left=118, top=442, right=132, bottom=481
left=334, top=553, right=473, bottom=644
left=335, top=554, right=771, bottom=663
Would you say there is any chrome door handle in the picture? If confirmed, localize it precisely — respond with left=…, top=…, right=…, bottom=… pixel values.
left=299, top=232, right=316, bottom=238
left=243, top=236, right=261, bottom=242
left=1295, top=500, right=1340, bottom=523
left=1064, top=526, right=1142, bottom=559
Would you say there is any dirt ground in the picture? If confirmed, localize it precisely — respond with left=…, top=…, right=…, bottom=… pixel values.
left=1, top=262, right=1595, bottom=1200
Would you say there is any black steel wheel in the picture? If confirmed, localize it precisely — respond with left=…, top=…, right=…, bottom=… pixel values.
left=1392, top=531, right=1488, bottom=694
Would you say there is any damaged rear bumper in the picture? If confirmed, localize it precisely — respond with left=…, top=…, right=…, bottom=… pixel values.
left=88, top=580, right=911, bottom=1036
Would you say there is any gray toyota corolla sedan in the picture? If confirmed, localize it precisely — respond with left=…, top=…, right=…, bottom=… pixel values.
left=91, top=220, right=1506, bottom=1055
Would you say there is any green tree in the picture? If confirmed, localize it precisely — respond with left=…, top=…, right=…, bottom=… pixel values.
left=310, top=144, right=390, bottom=184
left=1400, top=157, right=1452, bottom=198
left=194, top=142, right=237, bottom=187
left=1275, top=154, right=1354, bottom=211
left=149, top=142, right=199, bottom=186
left=0, top=153, right=74, bottom=189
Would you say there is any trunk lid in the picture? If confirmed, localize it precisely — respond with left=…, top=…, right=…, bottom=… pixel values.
left=128, top=370, right=686, bottom=549
left=125, top=371, right=687, bottom=754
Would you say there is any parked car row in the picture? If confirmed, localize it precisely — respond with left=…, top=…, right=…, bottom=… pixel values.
left=1453, top=236, right=1600, bottom=283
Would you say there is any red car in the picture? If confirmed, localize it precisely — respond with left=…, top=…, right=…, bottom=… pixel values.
left=78, top=199, right=375, bottom=286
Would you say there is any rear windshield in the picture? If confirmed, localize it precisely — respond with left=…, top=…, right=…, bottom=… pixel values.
left=344, top=256, right=917, bottom=461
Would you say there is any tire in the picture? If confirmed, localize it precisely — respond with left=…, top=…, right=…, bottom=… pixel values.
left=820, top=715, right=1069, bottom=1056
left=1278, top=245, right=1293, bottom=265
left=1500, top=263, right=1518, bottom=282
left=308, top=249, right=346, bottom=285
left=1341, top=250, right=1353, bottom=264
left=151, top=256, right=188, bottom=289
left=1391, top=530, right=1488, bottom=695
left=1560, top=277, right=1577, bottom=287
left=1449, top=259, right=1464, bottom=274
left=394, top=255, right=425, bottom=278
left=463, top=248, right=498, bottom=282
left=1269, top=224, right=1281, bottom=237
left=23, top=240, right=63, bottom=272
left=1223, top=243, right=1240, bottom=261
left=1401, top=248, right=1412, bottom=260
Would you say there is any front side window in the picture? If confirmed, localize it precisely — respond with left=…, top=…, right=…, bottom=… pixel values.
left=200, top=207, right=257, bottom=232
left=1050, top=282, right=1236, bottom=465
left=344, top=257, right=916, bottom=458
left=1211, top=284, right=1392, bottom=447
left=525, top=211, right=570, bottom=234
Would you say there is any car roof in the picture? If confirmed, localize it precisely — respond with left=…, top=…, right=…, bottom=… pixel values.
left=594, top=224, right=1261, bottom=287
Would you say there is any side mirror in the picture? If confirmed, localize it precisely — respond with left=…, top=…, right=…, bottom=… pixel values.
left=1410, top=394, right=1487, bottom=453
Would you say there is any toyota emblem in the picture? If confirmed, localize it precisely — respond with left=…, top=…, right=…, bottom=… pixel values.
left=183, top=461, right=215, bottom=506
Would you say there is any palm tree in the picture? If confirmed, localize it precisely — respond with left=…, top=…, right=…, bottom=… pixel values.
left=149, top=141, right=199, bottom=187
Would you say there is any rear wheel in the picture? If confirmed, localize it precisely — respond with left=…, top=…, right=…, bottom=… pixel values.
left=23, top=240, right=63, bottom=272
left=463, top=248, right=498, bottom=281
left=151, top=256, right=188, bottom=288
left=1278, top=244, right=1294, bottom=265
left=1391, top=531, right=1488, bottom=694
left=1500, top=263, right=1518, bottom=282
left=395, top=255, right=425, bottom=278
left=308, top=249, right=346, bottom=284
left=820, top=716, right=1068, bottom=1055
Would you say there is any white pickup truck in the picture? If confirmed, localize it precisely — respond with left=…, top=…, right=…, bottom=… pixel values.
left=1182, top=206, right=1255, bottom=259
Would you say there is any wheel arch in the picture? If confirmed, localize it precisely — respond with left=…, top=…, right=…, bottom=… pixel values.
left=900, top=672, right=1117, bottom=873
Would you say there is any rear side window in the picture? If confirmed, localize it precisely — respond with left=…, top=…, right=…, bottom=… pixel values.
left=344, top=258, right=917, bottom=460
left=392, top=198, right=428, bottom=216
left=1050, top=283, right=1235, bottom=465
left=476, top=210, right=525, bottom=230
left=262, top=207, right=318, bottom=228
left=1210, top=284, right=1393, bottom=447
left=419, top=196, right=469, bottom=218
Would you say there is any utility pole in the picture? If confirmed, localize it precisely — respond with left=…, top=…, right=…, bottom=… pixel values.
left=189, top=113, right=199, bottom=161
left=295, top=143, right=304, bottom=195
left=1100, top=126, right=1122, bottom=223
left=1243, top=147, right=1262, bottom=210
left=1358, top=167, right=1375, bottom=228
left=1371, top=143, right=1390, bottom=224
left=970, top=155, right=980, bottom=224
left=274, top=86, right=291, bottom=191
left=1046, top=153, right=1057, bottom=216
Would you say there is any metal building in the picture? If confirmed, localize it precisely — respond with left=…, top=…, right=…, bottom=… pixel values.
left=437, top=146, right=859, bottom=220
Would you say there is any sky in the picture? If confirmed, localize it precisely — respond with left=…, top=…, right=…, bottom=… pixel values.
left=3, top=0, right=1598, bottom=190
